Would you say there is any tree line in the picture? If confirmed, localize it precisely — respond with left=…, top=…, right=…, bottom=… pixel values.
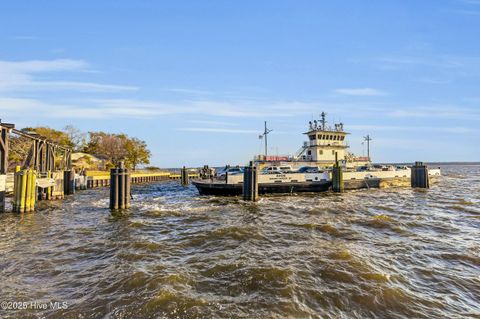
left=9, top=126, right=151, bottom=170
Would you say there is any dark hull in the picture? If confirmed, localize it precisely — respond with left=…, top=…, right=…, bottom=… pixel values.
left=192, top=180, right=332, bottom=196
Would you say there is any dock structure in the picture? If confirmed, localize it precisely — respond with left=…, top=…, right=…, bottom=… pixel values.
left=243, top=161, right=259, bottom=201
left=1, top=120, right=75, bottom=213
left=83, top=171, right=199, bottom=188
left=411, top=161, right=430, bottom=188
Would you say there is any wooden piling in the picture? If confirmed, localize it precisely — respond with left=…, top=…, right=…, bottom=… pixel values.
left=64, top=169, right=75, bottom=195
left=109, top=163, right=131, bottom=210
left=243, top=161, right=258, bottom=201
left=181, top=166, right=189, bottom=186
left=411, top=161, right=429, bottom=188
left=29, top=170, right=36, bottom=210
left=0, top=174, right=6, bottom=213
left=0, top=122, right=12, bottom=213
left=332, top=152, right=344, bottom=193
left=45, top=171, right=51, bottom=200
left=13, top=167, right=36, bottom=213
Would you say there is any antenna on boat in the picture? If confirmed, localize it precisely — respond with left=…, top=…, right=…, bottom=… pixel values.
left=320, top=112, right=327, bottom=130
left=259, top=121, right=273, bottom=157
left=363, top=135, right=372, bottom=161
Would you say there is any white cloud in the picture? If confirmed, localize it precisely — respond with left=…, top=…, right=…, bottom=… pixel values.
left=0, top=59, right=137, bottom=92
left=188, top=120, right=237, bottom=126
left=462, top=0, right=480, bottom=4
left=334, top=88, right=387, bottom=96
left=18, top=81, right=137, bottom=92
left=387, top=106, right=480, bottom=120
left=177, top=128, right=259, bottom=134
left=0, top=59, right=88, bottom=73
left=348, top=124, right=477, bottom=134
left=162, top=88, right=217, bottom=95
left=93, top=99, right=323, bottom=118
left=0, top=97, right=321, bottom=120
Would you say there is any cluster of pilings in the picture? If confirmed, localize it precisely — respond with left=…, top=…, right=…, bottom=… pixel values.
left=109, top=163, right=131, bottom=210
left=13, top=167, right=36, bottom=213
left=243, top=161, right=258, bottom=201
left=411, top=161, right=429, bottom=188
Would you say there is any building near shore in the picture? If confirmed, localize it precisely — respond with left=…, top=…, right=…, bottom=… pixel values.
left=71, top=152, right=105, bottom=170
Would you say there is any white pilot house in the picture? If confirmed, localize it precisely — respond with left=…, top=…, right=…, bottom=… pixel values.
left=304, top=112, right=349, bottom=165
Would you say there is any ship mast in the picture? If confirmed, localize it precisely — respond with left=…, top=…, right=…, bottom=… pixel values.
left=364, top=134, right=372, bottom=161
left=259, top=121, right=272, bottom=157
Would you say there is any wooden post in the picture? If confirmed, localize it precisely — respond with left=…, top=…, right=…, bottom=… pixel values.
left=125, top=167, right=131, bottom=209
left=64, top=169, right=75, bottom=195
left=181, top=166, right=189, bottom=186
left=110, top=162, right=131, bottom=210
left=0, top=173, right=6, bottom=213
left=25, top=169, right=33, bottom=210
left=13, top=167, right=36, bottom=213
left=110, top=168, right=118, bottom=209
left=332, top=152, right=344, bottom=193
left=411, top=161, right=429, bottom=188
left=64, top=149, right=75, bottom=195
left=243, top=161, right=258, bottom=201
left=13, top=166, right=20, bottom=212
left=29, top=169, right=36, bottom=210
left=0, top=122, right=13, bottom=213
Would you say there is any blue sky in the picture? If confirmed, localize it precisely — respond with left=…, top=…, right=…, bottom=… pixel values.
left=1, top=0, right=479, bottom=167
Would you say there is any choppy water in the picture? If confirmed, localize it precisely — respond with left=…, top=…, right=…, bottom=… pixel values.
left=0, top=165, right=479, bottom=319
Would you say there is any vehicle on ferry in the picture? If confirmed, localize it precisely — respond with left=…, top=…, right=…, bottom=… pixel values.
left=218, top=167, right=244, bottom=177
left=261, top=165, right=293, bottom=174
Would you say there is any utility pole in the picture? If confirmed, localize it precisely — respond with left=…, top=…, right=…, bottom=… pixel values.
left=259, top=121, right=272, bottom=158
left=364, top=135, right=372, bottom=161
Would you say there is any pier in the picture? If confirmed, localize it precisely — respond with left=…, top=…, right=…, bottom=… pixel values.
left=1, top=119, right=201, bottom=212
left=1, top=120, right=74, bottom=212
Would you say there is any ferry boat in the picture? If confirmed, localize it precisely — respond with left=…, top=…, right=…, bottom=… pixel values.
left=192, top=113, right=441, bottom=196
